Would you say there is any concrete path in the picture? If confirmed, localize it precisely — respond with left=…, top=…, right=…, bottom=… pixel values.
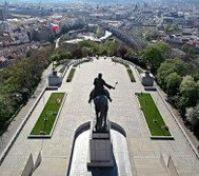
left=0, top=58, right=198, bottom=176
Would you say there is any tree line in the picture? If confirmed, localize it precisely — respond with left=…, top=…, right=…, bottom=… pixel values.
left=140, top=42, right=199, bottom=138
left=51, top=39, right=137, bottom=63
left=1, top=38, right=198, bottom=139
left=0, top=46, right=53, bottom=130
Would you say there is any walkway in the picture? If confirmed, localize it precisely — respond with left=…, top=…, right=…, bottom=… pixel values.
left=0, top=58, right=198, bottom=176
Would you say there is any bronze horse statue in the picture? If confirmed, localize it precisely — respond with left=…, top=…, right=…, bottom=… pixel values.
left=93, top=95, right=108, bottom=132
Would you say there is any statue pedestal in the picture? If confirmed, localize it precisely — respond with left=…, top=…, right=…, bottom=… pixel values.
left=87, top=120, right=114, bottom=168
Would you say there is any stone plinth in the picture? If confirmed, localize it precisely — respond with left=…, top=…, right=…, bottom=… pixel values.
left=87, top=120, right=114, bottom=168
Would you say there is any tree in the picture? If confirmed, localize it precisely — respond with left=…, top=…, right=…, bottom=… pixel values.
left=48, top=34, right=55, bottom=44
left=50, top=53, right=60, bottom=62
left=186, top=103, right=199, bottom=127
left=141, top=42, right=171, bottom=73
left=157, top=59, right=187, bottom=89
left=157, top=61, right=177, bottom=89
left=124, top=48, right=136, bottom=59
left=165, top=72, right=182, bottom=96
left=182, top=44, right=196, bottom=56
left=82, top=47, right=92, bottom=57
left=165, top=24, right=181, bottom=34
left=0, top=95, right=15, bottom=124
left=104, top=40, right=118, bottom=56
left=179, top=76, right=199, bottom=111
left=0, top=46, right=50, bottom=127
left=72, top=47, right=83, bottom=59
left=142, top=46, right=164, bottom=71
left=59, top=51, right=72, bottom=60
left=118, top=45, right=127, bottom=58
left=144, top=30, right=159, bottom=41
left=141, top=42, right=171, bottom=72
left=193, top=72, right=199, bottom=81
left=157, top=42, right=171, bottom=59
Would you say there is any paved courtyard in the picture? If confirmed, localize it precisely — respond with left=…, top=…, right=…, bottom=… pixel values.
left=0, top=58, right=199, bottom=176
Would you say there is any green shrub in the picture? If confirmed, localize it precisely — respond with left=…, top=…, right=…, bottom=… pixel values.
left=127, top=68, right=135, bottom=82
left=66, top=68, right=76, bottom=82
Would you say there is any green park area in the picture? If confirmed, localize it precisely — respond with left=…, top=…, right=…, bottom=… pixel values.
left=66, top=68, right=76, bottom=82
left=137, top=93, right=171, bottom=137
left=31, top=93, right=65, bottom=136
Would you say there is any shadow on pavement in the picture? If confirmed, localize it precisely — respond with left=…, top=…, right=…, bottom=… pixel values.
left=89, top=157, right=118, bottom=176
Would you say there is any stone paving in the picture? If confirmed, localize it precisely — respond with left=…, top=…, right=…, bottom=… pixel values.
left=69, top=130, right=132, bottom=176
left=0, top=58, right=199, bottom=176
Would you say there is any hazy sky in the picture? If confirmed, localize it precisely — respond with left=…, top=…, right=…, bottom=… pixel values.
left=1, top=0, right=160, bottom=3
left=1, top=0, right=198, bottom=5
left=1, top=0, right=145, bottom=5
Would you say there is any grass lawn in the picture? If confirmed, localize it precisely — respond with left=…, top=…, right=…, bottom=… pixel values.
left=31, top=93, right=65, bottom=135
left=66, top=68, right=76, bottom=82
left=137, top=93, right=171, bottom=136
left=127, top=68, right=135, bottom=82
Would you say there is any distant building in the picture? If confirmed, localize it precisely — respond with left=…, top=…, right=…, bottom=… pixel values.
left=164, top=35, right=183, bottom=44
left=0, top=9, right=4, bottom=21
left=0, top=56, right=8, bottom=68
left=0, top=1, right=8, bottom=21
left=163, top=17, right=174, bottom=24
left=0, top=56, right=14, bottom=68
left=3, top=1, right=8, bottom=20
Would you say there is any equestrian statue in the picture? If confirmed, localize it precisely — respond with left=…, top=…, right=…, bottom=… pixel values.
left=88, top=73, right=117, bottom=132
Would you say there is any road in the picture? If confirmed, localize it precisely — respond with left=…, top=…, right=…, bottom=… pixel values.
left=63, top=30, right=112, bottom=44
left=55, top=37, right=61, bottom=49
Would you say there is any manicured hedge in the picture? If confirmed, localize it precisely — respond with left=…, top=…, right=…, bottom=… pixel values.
left=66, top=68, right=76, bottom=82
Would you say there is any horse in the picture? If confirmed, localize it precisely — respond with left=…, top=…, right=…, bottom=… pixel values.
left=93, top=95, right=108, bottom=132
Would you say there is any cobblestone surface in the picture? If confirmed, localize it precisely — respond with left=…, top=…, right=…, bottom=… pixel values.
left=0, top=58, right=198, bottom=176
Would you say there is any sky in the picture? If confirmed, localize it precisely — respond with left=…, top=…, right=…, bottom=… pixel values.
left=0, top=0, right=145, bottom=5
left=0, top=0, right=198, bottom=5
left=0, top=0, right=158, bottom=3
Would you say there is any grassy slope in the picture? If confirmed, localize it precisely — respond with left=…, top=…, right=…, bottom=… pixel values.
left=31, top=93, right=64, bottom=135
left=137, top=93, right=171, bottom=136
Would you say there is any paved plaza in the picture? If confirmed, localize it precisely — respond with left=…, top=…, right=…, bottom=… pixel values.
left=0, top=58, right=199, bottom=176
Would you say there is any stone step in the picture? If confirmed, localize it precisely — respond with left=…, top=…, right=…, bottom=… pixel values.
left=92, top=133, right=110, bottom=139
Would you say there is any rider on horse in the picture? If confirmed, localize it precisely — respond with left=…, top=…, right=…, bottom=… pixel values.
left=88, top=73, right=114, bottom=103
